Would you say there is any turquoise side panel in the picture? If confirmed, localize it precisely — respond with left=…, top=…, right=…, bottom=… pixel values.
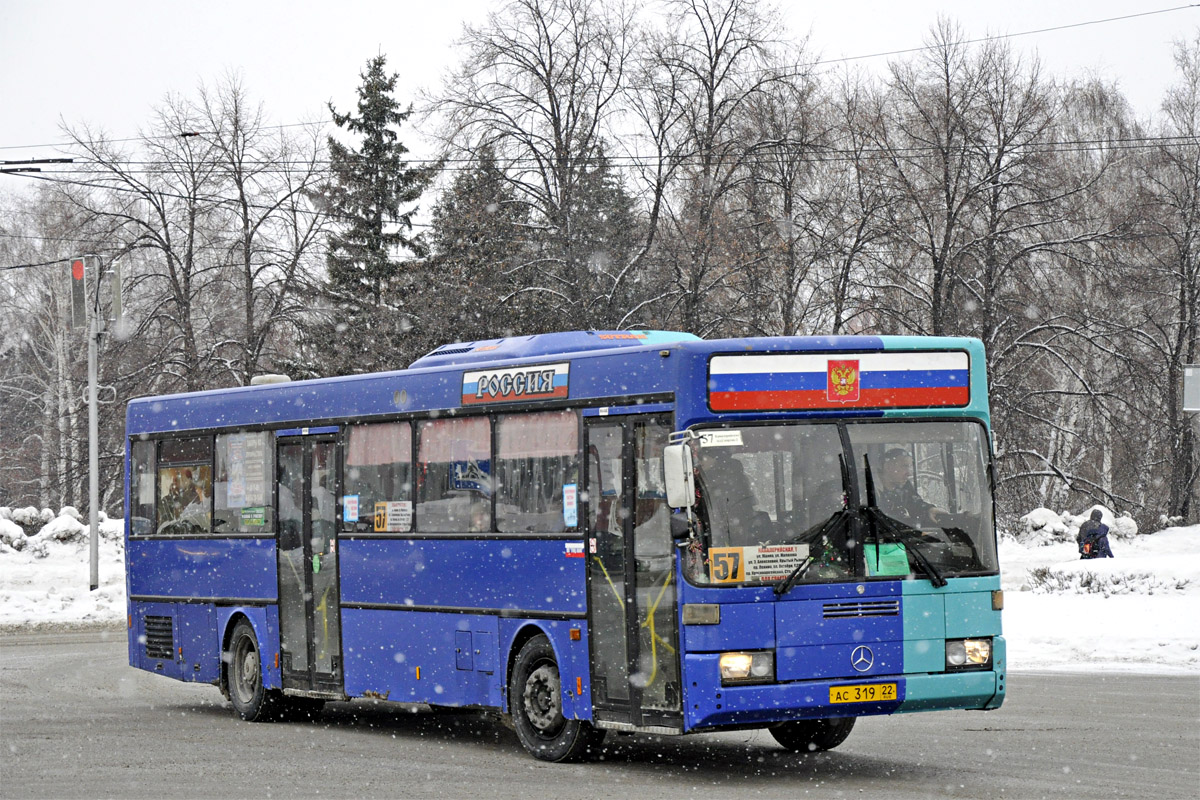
left=901, top=593, right=945, bottom=673
left=946, top=588, right=1002, bottom=638
left=899, top=576, right=1004, bottom=710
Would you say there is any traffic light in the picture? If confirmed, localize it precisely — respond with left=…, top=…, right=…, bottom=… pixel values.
left=68, top=257, right=87, bottom=328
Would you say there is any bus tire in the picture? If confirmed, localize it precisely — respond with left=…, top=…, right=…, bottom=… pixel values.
left=509, top=634, right=603, bottom=762
left=769, top=717, right=856, bottom=752
left=227, top=619, right=282, bottom=722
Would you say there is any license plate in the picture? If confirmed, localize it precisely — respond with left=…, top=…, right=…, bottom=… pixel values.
left=829, top=682, right=897, bottom=704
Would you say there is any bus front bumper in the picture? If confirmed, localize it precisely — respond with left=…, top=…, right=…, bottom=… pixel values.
left=682, top=638, right=1006, bottom=731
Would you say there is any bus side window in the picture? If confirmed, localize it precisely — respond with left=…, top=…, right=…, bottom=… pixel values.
left=130, top=439, right=156, bottom=537
left=344, top=422, right=412, bottom=533
left=213, top=432, right=274, bottom=533
left=417, top=417, right=491, bottom=532
left=496, top=411, right=579, bottom=533
left=156, top=436, right=213, bottom=536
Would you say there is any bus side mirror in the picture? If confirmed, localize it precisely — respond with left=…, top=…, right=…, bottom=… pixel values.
left=670, top=513, right=691, bottom=541
left=664, top=443, right=695, bottom=509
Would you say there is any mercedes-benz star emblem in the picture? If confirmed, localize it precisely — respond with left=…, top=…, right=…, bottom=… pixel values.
left=851, top=645, right=874, bottom=672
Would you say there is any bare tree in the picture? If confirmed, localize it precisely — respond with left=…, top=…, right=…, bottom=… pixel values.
left=198, top=75, right=328, bottom=384
left=654, top=0, right=787, bottom=336
left=1129, top=35, right=1200, bottom=520
left=437, top=0, right=639, bottom=331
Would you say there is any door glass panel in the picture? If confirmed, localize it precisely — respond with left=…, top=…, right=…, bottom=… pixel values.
left=633, top=420, right=679, bottom=711
left=587, top=423, right=629, bottom=703
left=277, top=443, right=308, bottom=674
left=310, top=441, right=340, bottom=676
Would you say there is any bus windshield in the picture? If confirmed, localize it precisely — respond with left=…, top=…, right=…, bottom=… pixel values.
left=684, top=420, right=997, bottom=586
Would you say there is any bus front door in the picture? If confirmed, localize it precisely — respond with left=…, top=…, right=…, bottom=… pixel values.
left=276, top=434, right=343, bottom=696
left=585, top=415, right=681, bottom=731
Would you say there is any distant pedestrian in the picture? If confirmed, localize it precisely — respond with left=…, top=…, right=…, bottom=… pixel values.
left=1076, top=509, right=1114, bottom=559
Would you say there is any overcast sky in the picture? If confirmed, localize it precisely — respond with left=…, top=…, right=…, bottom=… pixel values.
left=0, top=0, right=1194, bottom=164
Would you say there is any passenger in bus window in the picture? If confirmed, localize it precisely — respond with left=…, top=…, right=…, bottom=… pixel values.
left=877, top=448, right=948, bottom=527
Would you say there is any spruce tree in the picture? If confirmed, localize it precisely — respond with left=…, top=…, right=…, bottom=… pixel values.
left=308, top=55, right=436, bottom=375
left=422, top=145, right=530, bottom=347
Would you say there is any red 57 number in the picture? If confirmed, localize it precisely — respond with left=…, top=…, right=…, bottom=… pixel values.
left=709, top=548, right=744, bottom=583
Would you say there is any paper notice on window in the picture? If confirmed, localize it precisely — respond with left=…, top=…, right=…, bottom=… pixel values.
left=342, top=495, right=359, bottom=523
left=697, top=430, right=743, bottom=448
left=226, top=433, right=268, bottom=508
left=709, top=543, right=809, bottom=583
left=563, top=483, right=578, bottom=527
left=373, top=500, right=412, bottom=532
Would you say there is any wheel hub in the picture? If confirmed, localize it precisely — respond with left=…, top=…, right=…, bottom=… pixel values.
left=233, top=641, right=259, bottom=702
left=523, top=664, right=561, bottom=732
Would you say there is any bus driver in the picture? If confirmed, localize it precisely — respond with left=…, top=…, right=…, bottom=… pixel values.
left=876, top=448, right=949, bottom=528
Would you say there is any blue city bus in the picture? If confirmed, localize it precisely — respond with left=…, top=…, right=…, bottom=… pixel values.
left=124, top=330, right=1004, bottom=761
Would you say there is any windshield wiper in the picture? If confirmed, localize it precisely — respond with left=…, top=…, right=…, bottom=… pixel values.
left=862, top=453, right=947, bottom=588
left=776, top=454, right=853, bottom=597
left=776, top=512, right=846, bottom=595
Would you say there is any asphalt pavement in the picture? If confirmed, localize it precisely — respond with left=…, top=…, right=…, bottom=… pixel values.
left=1, top=629, right=1197, bottom=799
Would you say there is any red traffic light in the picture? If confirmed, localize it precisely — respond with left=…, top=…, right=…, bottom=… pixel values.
left=72, top=259, right=85, bottom=281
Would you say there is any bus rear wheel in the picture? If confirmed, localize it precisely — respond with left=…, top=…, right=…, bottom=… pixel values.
left=509, top=634, right=603, bottom=762
left=227, top=619, right=283, bottom=722
left=769, top=717, right=856, bottom=752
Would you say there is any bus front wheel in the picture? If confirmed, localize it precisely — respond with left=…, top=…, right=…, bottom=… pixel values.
left=769, top=717, right=856, bottom=752
left=227, top=619, right=283, bottom=722
left=509, top=634, right=603, bottom=762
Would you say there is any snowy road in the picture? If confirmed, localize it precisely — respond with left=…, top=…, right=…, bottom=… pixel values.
left=2, top=631, right=1196, bottom=799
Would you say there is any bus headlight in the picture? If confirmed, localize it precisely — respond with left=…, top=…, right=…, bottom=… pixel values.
left=946, top=638, right=992, bottom=670
left=719, top=651, right=774, bottom=684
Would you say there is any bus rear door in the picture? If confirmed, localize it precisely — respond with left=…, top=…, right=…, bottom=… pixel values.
left=276, top=432, right=343, bottom=696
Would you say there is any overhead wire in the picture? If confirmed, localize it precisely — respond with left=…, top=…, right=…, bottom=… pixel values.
left=1, top=4, right=1194, bottom=154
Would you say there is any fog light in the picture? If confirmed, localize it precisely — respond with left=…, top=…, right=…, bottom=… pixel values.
left=719, top=651, right=774, bottom=684
left=946, top=638, right=992, bottom=670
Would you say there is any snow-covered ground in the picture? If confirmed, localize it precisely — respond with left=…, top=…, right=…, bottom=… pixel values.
left=2, top=505, right=1198, bottom=673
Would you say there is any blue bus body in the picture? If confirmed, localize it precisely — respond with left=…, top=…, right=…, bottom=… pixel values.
left=125, top=331, right=1004, bottom=758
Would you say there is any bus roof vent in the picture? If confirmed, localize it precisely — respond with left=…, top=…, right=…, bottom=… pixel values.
left=409, top=330, right=701, bottom=369
left=249, top=374, right=292, bottom=386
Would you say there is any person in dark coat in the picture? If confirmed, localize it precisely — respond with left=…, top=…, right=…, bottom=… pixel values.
left=876, top=448, right=948, bottom=527
left=1076, top=509, right=1114, bottom=559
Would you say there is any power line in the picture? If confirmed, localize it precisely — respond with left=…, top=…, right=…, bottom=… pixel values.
left=2, top=5, right=1194, bottom=155
left=3, top=133, right=1196, bottom=186
left=792, top=4, right=1200, bottom=72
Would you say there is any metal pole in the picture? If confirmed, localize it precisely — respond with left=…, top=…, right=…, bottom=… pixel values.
left=88, top=257, right=100, bottom=592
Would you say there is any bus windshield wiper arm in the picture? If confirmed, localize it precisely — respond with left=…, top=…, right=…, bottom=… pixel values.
left=776, top=509, right=849, bottom=596
left=863, top=507, right=948, bottom=588
left=861, top=453, right=947, bottom=588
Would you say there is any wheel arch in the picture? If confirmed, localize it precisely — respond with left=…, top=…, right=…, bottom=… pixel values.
left=503, top=623, right=555, bottom=714
left=217, top=607, right=280, bottom=695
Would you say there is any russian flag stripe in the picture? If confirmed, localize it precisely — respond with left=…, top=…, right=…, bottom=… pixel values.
left=709, top=351, right=970, bottom=411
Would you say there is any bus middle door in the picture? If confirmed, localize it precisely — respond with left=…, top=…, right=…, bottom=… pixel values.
left=276, top=432, right=343, bottom=696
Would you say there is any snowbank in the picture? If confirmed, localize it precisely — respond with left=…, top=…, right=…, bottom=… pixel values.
left=0, top=506, right=126, bottom=629
left=2, top=506, right=1198, bottom=673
